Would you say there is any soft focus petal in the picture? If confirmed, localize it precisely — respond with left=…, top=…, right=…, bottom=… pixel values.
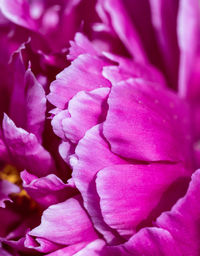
left=0, top=0, right=37, bottom=30
left=2, top=114, right=54, bottom=176
left=177, top=0, right=200, bottom=98
left=0, top=180, right=20, bottom=208
left=149, top=0, right=179, bottom=88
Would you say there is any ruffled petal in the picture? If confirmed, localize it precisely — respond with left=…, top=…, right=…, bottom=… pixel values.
left=52, top=88, right=109, bottom=143
left=72, top=124, right=126, bottom=243
left=2, top=114, right=54, bottom=176
left=47, top=54, right=111, bottom=109
left=0, top=180, right=20, bottom=208
left=21, top=170, right=77, bottom=208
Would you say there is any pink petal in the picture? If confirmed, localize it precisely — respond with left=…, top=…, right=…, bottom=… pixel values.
left=21, top=170, right=77, bottom=208
left=2, top=114, right=54, bottom=176
left=177, top=0, right=200, bottom=98
left=97, top=0, right=147, bottom=63
left=47, top=54, right=111, bottom=109
left=9, top=51, right=46, bottom=142
left=149, top=0, right=179, bottom=88
left=52, top=88, right=110, bottom=144
left=156, top=169, right=200, bottom=255
left=73, top=240, right=106, bottom=256
left=102, top=228, right=181, bottom=256
left=72, top=124, right=126, bottom=243
left=96, top=163, right=189, bottom=237
left=28, top=196, right=98, bottom=245
left=103, top=79, right=192, bottom=164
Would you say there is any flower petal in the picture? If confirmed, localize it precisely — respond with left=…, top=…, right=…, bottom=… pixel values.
left=96, top=163, right=189, bottom=237
left=29, top=196, right=98, bottom=245
left=103, top=78, right=192, bottom=164
left=2, top=114, right=54, bottom=176
left=156, top=169, right=200, bottom=255
left=47, top=54, right=111, bottom=109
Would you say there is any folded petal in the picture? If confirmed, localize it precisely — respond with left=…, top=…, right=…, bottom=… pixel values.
left=156, top=169, right=200, bottom=255
left=72, top=124, right=126, bottom=243
left=96, top=163, right=189, bottom=237
left=103, top=78, right=192, bottom=164
left=2, top=114, right=54, bottom=176
left=47, top=54, right=111, bottom=109
left=21, top=170, right=77, bottom=208
left=53, top=88, right=109, bottom=144
left=28, top=196, right=98, bottom=245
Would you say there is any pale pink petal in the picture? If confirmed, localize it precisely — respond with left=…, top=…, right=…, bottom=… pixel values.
left=103, top=79, right=192, bottom=165
left=96, top=163, right=189, bottom=237
left=2, top=114, right=54, bottom=176
left=73, top=240, right=106, bottom=256
left=156, top=169, right=200, bottom=255
left=47, top=54, right=111, bottom=109
left=28, top=196, right=98, bottom=245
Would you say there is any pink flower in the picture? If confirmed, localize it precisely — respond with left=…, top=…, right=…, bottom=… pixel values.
left=0, top=0, right=200, bottom=255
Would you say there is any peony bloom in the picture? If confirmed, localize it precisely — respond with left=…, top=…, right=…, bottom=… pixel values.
left=0, top=0, right=200, bottom=255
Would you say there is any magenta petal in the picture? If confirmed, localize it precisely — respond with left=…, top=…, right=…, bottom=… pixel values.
left=2, top=114, right=54, bottom=176
left=54, top=88, right=109, bottom=144
left=97, top=0, right=147, bottom=63
left=96, top=163, right=189, bottom=237
left=68, top=32, right=98, bottom=61
left=177, top=0, right=200, bottom=97
left=149, top=0, right=179, bottom=87
left=103, top=228, right=181, bottom=256
left=47, top=54, right=111, bottom=109
left=25, top=234, right=61, bottom=253
left=73, top=240, right=106, bottom=256
left=103, top=79, right=192, bottom=164
left=0, top=180, right=20, bottom=208
left=9, top=52, right=46, bottom=142
left=28, top=196, right=97, bottom=245
left=72, top=124, right=126, bottom=243
left=156, top=169, right=200, bottom=255
left=21, top=170, right=77, bottom=208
